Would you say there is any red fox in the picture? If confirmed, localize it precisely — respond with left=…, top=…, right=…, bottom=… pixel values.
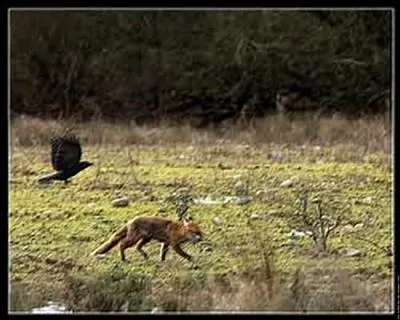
left=91, top=216, right=203, bottom=262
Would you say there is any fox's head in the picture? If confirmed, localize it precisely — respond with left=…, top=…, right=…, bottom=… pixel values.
left=182, top=220, right=203, bottom=243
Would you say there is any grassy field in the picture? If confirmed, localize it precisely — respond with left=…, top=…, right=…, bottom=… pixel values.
left=9, top=115, right=393, bottom=312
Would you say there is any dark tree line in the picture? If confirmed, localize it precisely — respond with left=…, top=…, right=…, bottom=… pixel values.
left=10, top=10, right=391, bottom=126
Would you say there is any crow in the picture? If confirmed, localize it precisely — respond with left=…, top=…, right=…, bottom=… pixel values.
left=38, top=133, right=93, bottom=184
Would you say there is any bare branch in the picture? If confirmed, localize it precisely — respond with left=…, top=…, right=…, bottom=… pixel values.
left=287, top=193, right=346, bottom=254
left=317, top=202, right=325, bottom=240
left=352, top=234, right=392, bottom=256
left=325, top=212, right=343, bottom=239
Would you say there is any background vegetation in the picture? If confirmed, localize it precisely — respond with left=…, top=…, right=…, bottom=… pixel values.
left=11, top=10, right=391, bottom=125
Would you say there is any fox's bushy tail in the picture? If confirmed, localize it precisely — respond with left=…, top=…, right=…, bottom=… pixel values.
left=91, top=225, right=127, bottom=255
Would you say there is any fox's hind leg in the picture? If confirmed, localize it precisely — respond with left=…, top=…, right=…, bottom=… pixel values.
left=136, top=237, right=152, bottom=259
left=119, top=235, right=140, bottom=262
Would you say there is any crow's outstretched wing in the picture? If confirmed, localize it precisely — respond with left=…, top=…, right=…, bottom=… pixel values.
left=51, top=134, right=82, bottom=171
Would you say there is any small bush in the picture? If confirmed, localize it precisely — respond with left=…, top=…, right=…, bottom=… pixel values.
left=62, top=269, right=153, bottom=312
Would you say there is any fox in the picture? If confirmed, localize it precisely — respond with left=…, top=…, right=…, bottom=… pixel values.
left=91, top=216, right=203, bottom=262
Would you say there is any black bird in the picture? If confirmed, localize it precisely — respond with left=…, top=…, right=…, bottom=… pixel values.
left=38, top=133, right=93, bottom=184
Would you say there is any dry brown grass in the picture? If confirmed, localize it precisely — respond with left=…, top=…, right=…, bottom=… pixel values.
left=10, top=261, right=393, bottom=313
left=149, top=268, right=392, bottom=312
left=11, top=113, right=391, bottom=155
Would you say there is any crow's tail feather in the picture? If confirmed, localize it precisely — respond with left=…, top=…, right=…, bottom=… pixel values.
left=38, top=172, right=59, bottom=184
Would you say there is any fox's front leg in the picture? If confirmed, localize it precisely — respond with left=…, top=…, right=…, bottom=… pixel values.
left=172, top=244, right=192, bottom=261
left=160, top=243, right=169, bottom=261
